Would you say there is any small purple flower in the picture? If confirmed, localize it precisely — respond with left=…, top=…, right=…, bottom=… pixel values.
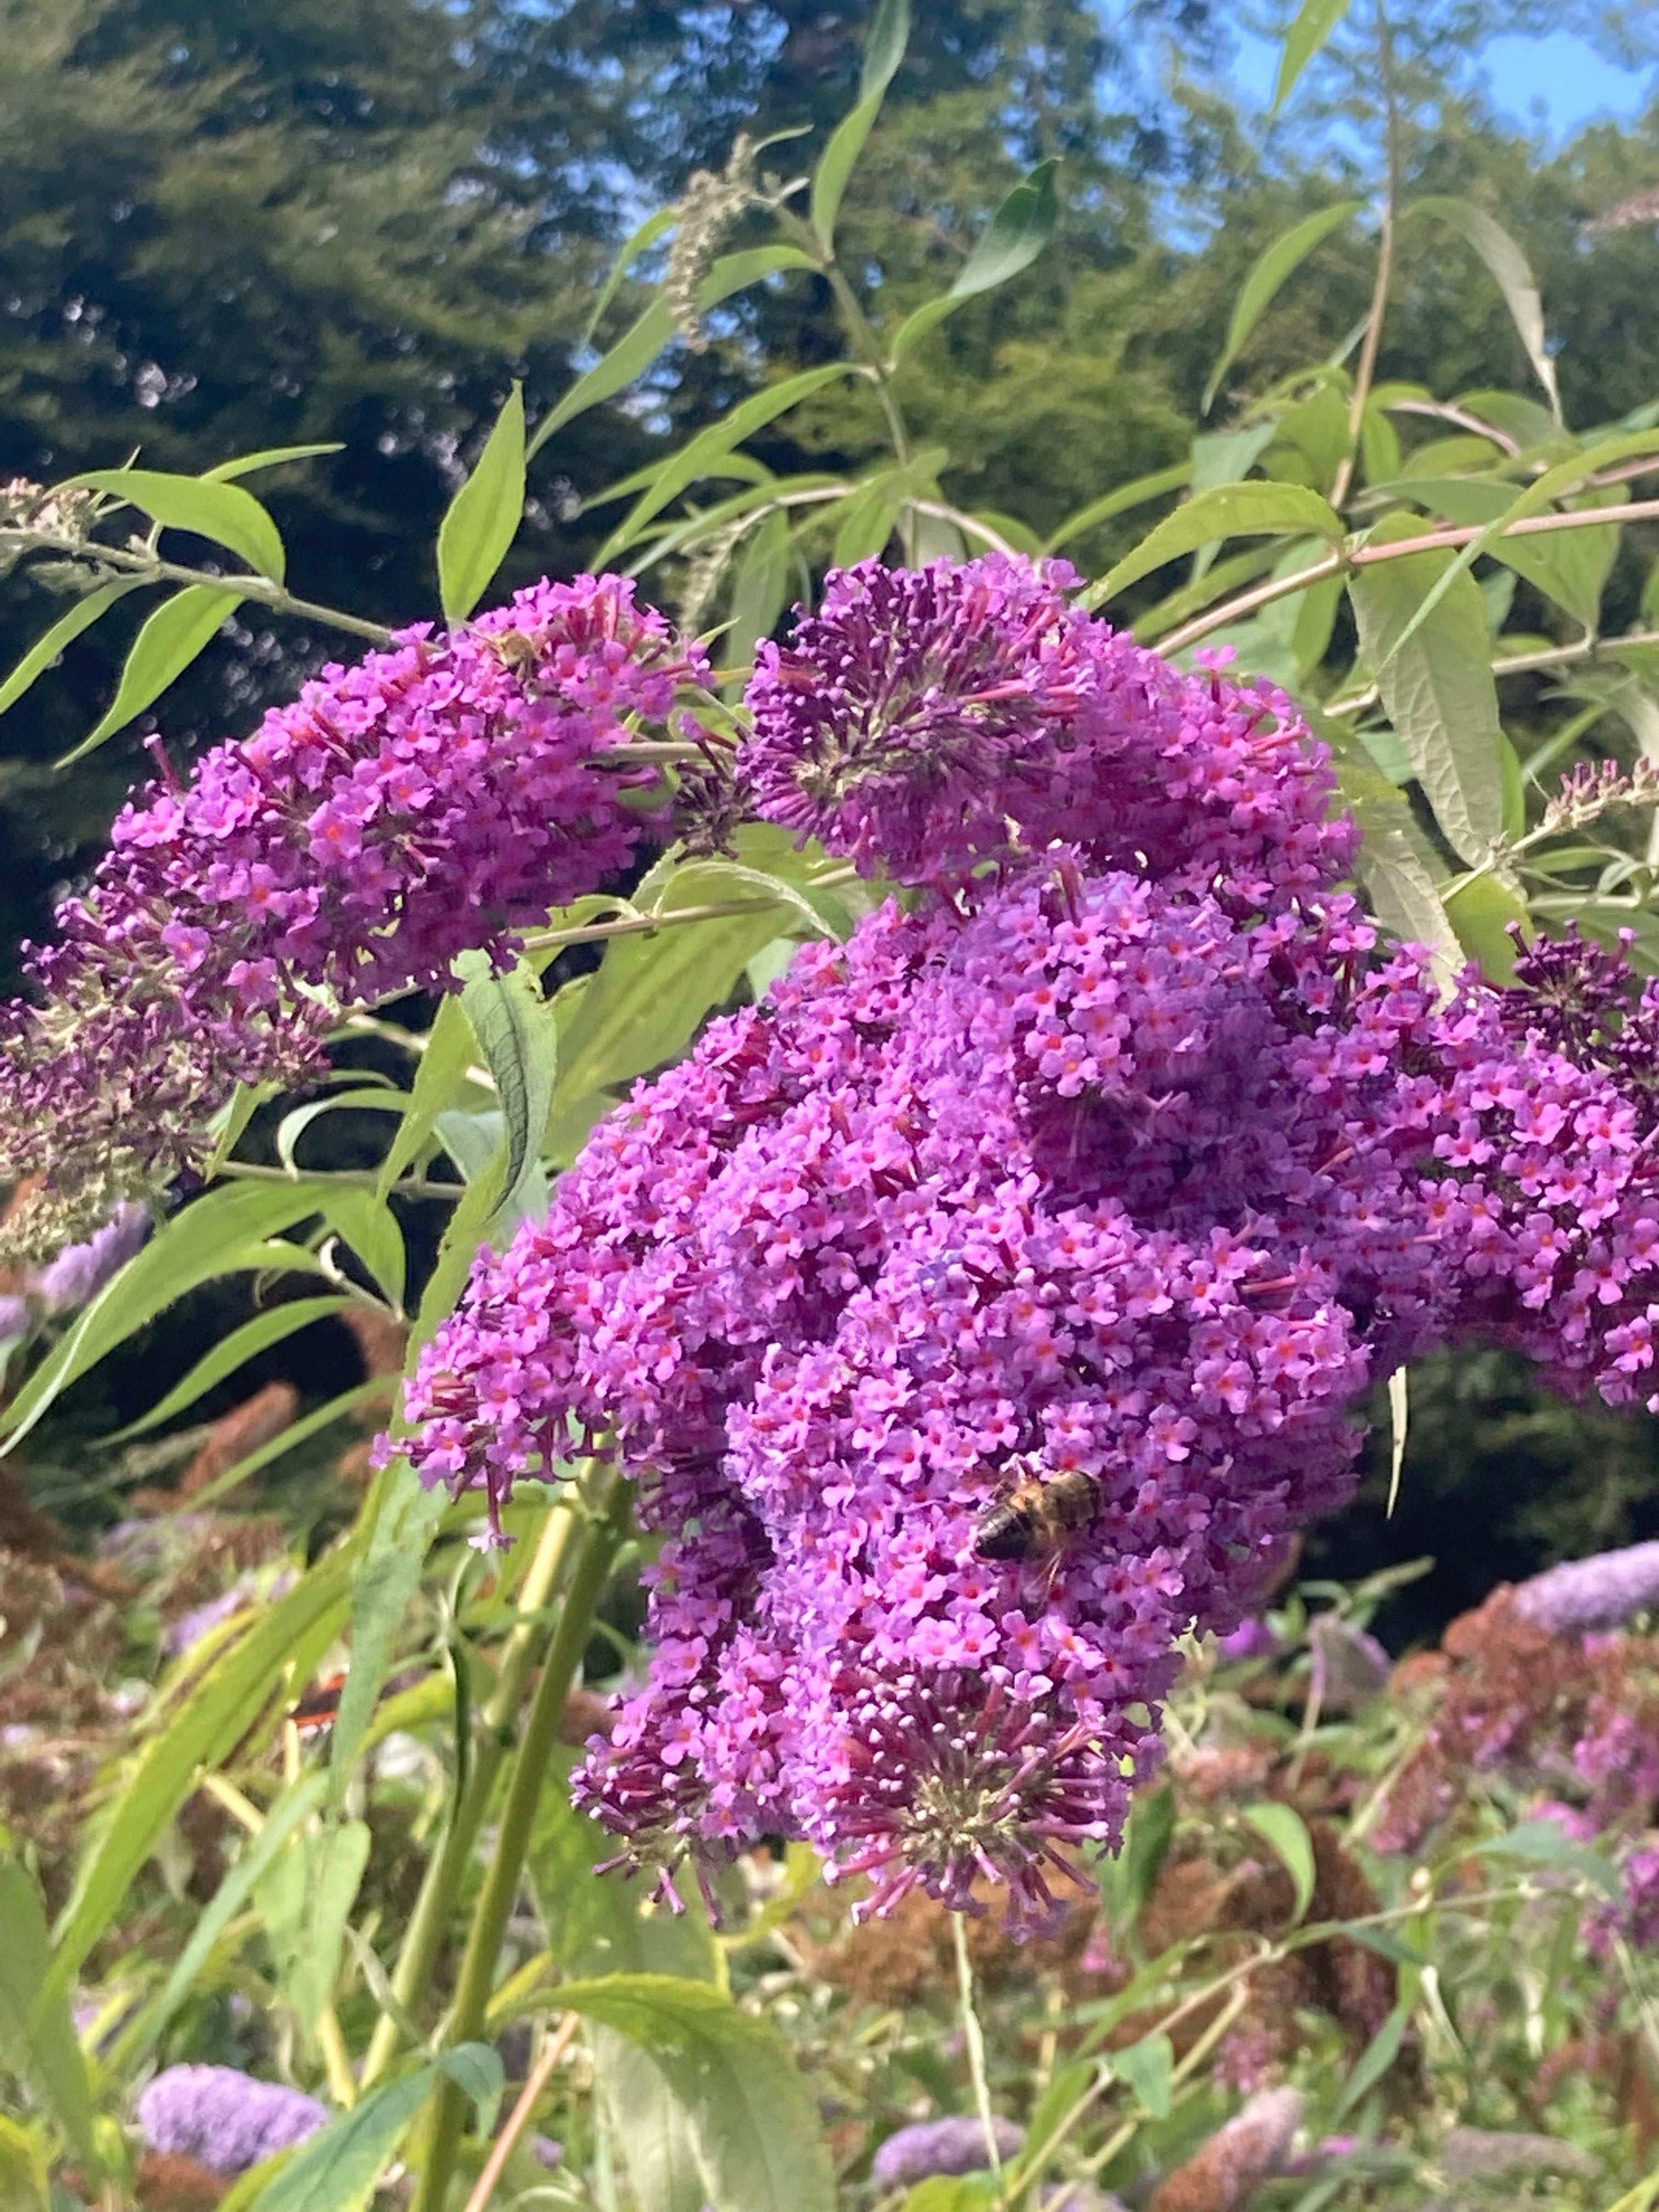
left=163, top=1585, right=251, bottom=1658
left=0, top=1293, right=29, bottom=1340
left=871, top=2115, right=1025, bottom=2188
left=1515, top=1539, right=1659, bottom=1636
left=30, top=1200, right=149, bottom=1312
left=136, top=2064, right=327, bottom=2175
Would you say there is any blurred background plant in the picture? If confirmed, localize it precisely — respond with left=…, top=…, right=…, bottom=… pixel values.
left=6, top=0, right=1659, bottom=2203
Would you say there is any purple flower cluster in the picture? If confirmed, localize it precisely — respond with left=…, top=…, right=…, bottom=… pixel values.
left=392, top=557, right=1659, bottom=1929
left=742, top=556, right=1355, bottom=898
left=871, top=2115, right=1025, bottom=2187
left=1516, top=1539, right=1659, bottom=1636
left=136, top=2063, right=327, bottom=2174
left=28, top=1199, right=149, bottom=1312
left=0, top=575, right=705, bottom=1254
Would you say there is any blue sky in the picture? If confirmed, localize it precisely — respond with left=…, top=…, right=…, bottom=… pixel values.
left=1227, top=24, right=1654, bottom=142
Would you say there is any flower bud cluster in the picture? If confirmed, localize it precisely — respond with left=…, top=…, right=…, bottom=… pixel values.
left=0, top=575, right=704, bottom=1254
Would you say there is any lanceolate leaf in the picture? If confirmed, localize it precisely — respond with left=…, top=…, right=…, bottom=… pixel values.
left=0, top=578, right=148, bottom=719
left=529, top=246, right=818, bottom=460
left=553, top=1973, right=835, bottom=2212
left=64, top=466, right=286, bottom=580
left=1202, top=201, right=1365, bottom=413
left=1406, top=198, right=1562, bottom=422
left=58, top=584, right=243, bottom=765
left=0, top=1181, right=336, bottom=1453
left=246, top=2047, right=502, bottom=2212
left=453, top=951, right=559, bottom=1225
left=1349, top=516, right=1506, bottom=869
left=204, top=444, right=344, bottom=483
left=1241, top=1801, right=1317, bottom=1920
left=1093, top=481, right=1344, bottom=604
left=1271, top=0, right=1353, bottom=114
left=811, top=0, right=910, bottom=251
left=0, top=1862, right=97, bottom=2167
left=103, top=1294, right=353, bottom=1441
left=437, top=382, right=526, bottom=623
left=889, top=161, right=1061, bottom=361
left=1043, top=461, right=1191, bottom=554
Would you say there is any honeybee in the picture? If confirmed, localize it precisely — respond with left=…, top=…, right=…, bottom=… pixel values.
left=974, top=1467, right=1101, bottom=1566
left=488, top=629, right=540, bottom=672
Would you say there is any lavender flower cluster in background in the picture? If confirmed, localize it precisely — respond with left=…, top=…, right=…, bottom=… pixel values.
left=136, top=2063, right=327, bottom=2175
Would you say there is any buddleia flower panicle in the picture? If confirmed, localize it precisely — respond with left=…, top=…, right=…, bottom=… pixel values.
left=1515, top=1539, right=1659, bottom=1636
left=395, top=555, right=1659, bottom=1928
left=0, top=574, right=706, bottom=1256
left=871, top=2116, right=1026, bottom=2189
left=136, top=2064, right=327, bottom=2176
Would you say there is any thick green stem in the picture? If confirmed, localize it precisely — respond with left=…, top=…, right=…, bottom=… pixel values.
left=411, top=1465, right=625, bottom=2212
left=360, top=1482, right=589, bottom=2088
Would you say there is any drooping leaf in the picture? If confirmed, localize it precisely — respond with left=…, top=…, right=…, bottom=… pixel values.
left=1271, top=0, right=1354, bottom=114
left=1349, top=516, right=1506, bottom=868
left=1241, top=1801, right=1317, bottom=1921
left=453, top=951, right=560, bottom=1226
left=319, top=1188, right=408, bottom=1308
left=49, top=1548, right=355, bottom=1983
left=374, top=992, right=480, bottom=1201
left=437, top=383, right=526, bottom=623
left=726, top=507, right=794, bottom=673
left=1202, top=202, right=1365, bottom=412
left=1382, top=475, right=1621, bottom=632
left=553, top=1973, right=835, bottom=2212
left=64, top=466, right=286, bottom=580
left=1094, top=482, right=1344, bottom=605
left=811, top=0, right=910, bottom=250
left=1332, top=1995, right=1414, bottom=2120
left=0, top=1861, right=98, bottom=2167
left=102, top=1295, right=353, bottom=1442
left=58, top=585, right=243, bottom=764
left=204, top=444, right=344, bottom=483
left=1407, top=198, right=1561, bottom=421
left=0, top=579, right=148, bottom=719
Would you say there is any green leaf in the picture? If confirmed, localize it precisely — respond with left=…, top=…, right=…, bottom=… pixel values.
left=65, top=466, right=286, bottom=581
left=1105, top=1782, right=1175, bottom=1927
left=437, top=383, right=526, bottom=623
left=0, top=2114, right=49, bottom=2209
left=1241, top=1802, right=1317, bottom=1922
left=1475, top=1821, right=1621, bottom=1897
left=583, top=206, right=679, bottom=346
left=554, top=1973, right=835, bottom=2212
left=726, top=507, right=793, bottom=673
left=1342, top=764, right=1464, bottom=990
left=453, top=952, right=559, bottom=1227
left=102, top=1295, right=352, bottom=1442
left=529, top=247, right=819, bottom=460
left=1094, top=482, right=1344, bottom=604
left=890, top=161, right=1061, bottom=362
left=1043, top=461, right=1191, bottom=554
left=204, top=444, right=344, bottom=483
left=58, top=585, right=243, bottom=764
left=597, top=364, right=851, bottom=566
left=812, top=0, right=910, bottom=252
left=532, top=1756, right=722, bottom=1984
left=374, top=994, right=478, bottom=1202
left=49, top=1549, right=355, bottom=1983
left=1332, top=1995, right=1413, bottom=2120
left=246, top=2047, right=500, bottom=2212
left=287, top=1821, right=372, bottom=2035
left=1407, top=198, right=1561, bottom=421
left=1445, top=872, right=1529, bottom=984
left=1202, top=201, right=1364, bottom=412
left=0, top=1181, right=332, bottom=1453
left=1349, top=516, right=1506, bottom=868
left=596, top=2030, right=713, bottom=2212
left=0, top=1862, right=97, bottom=2167
left=1383, top=476, right=1621, bottom=632
left=555, top=856, right=828, bottom=1101
left=1112, top=2030, right=1175, bottom=2119
left=320, top=1190, right=407, bottom=1308
left=1271, top=0, right=1353, bottom=113
left=0, top=580, right=148, bottom=719
left=113, top=1776, right=327, bottom=2067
